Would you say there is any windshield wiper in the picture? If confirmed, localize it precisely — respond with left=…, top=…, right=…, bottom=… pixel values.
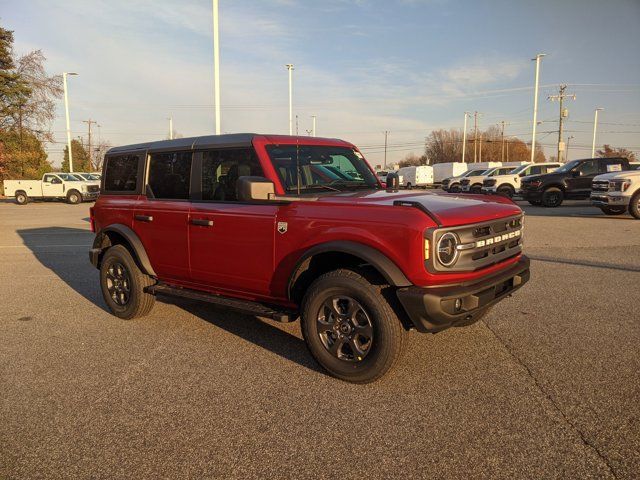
left=286, top=184, right=341, bottom=193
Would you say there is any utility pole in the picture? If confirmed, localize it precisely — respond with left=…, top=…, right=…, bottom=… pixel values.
left=462, top=111, right=469, bottom=163
left=592, top=107, right=603, bottom=157
left=212, top=0, right=221, bottom=134
left=566, top=135, right=574, bottom=161
left=479, top=132, right=483, bottom=162
left=63, top=72, right=78, bottom=172
left=548, top=84, right=576, bottom=162
left=500, top=121, right=505, bottom=162
left=383, top=130, right=389, bottom=169
left=530, top=53, right=546, bottom=162
left=311, top=115, right=316, bottom=137
left=286, top=64, right=294, bottom=135
left=83, top=119, right=98, bottom=170
left=473, top=111, right=479, bottom=162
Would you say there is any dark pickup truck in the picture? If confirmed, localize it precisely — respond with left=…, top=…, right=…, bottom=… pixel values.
left=521, top=157, right=630, bottom=207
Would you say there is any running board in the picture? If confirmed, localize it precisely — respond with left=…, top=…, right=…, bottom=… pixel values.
left=146, top=284, right=296, bottom=322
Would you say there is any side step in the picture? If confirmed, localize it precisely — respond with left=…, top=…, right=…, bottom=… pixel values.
left=146, top=284, right=297, bottom=322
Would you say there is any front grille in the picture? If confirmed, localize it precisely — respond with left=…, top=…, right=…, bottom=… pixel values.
left=592, top=181, right=608, bottom=193
left=427, top=215, right=523, bottom=272
left=483, top=178, right=497, bottom=187
left=88, top=185, right=100, bottom=193
left=460, top=179, right=471, bottom=186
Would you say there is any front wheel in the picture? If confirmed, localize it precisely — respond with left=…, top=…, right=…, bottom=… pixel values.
left=528, top=199, right=542, bottom=206
left=629, top=191, right=640, bottom=219
left=599, top=206, right=626, bottom=216
left=449, top=184, right=461, bottom=193
left=471, top=184, right=482, bottom=194
left=301, top=269, right=405, bottom=383
left=542, top=187, right=564, bottom=207
left=67, top=190, right=81, bottom=204
left=100, top=245, right=156, bottom=319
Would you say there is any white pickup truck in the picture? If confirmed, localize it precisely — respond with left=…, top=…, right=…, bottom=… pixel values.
left=591, top=168, right=640, bottom=218
left=482, top=162, right=561, bottom=198
left=4, top=173, right=100, bottom=205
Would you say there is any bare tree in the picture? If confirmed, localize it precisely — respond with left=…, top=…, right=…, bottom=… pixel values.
left=597, top=144, right=636, bottom=162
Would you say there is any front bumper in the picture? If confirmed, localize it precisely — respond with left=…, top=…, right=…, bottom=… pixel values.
left=590, top=193, right=630, bottom=207
left=521, top=188, right=543, bottom=201
left=82, top=192, right=100, bottom=201
left=396, top=256, right=530, bottom=333
left=482, top=186, right=497, bottom=194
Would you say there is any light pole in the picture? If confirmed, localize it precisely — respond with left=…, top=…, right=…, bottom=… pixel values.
left=591, top=107, right=603, bottom=157
left=168, top=117, right=173, bottom=140
left=212, top=0, right=221, bottom=134
left=462, top=111, right=469, bottom=163
left=311, top=115, right=316, bottom=137
left=62, top=72, right=78, bottom=172
left=530, top=53, right=546, bottom=162
left=286, top=64, right=294, bottom=135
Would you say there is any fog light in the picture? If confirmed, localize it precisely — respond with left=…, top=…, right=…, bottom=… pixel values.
left=454, top=298, right=463, bottom=312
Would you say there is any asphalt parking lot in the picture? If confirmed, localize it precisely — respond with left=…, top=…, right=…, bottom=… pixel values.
left=1, top=197, right=639, bottom=479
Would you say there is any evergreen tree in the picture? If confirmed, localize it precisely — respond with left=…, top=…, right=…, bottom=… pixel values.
left=61, top=139, right=91, bottom=172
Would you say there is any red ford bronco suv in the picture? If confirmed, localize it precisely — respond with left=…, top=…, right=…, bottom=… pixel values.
left=89, top=134, right=529, bottom=383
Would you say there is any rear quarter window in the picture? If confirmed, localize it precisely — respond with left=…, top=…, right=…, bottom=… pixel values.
left=103, top=154, right=140, bottom=192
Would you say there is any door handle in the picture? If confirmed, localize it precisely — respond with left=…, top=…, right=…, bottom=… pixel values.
left=190, top=218, right=213, bottom=227
left=135, top=214, right=154, bottom=222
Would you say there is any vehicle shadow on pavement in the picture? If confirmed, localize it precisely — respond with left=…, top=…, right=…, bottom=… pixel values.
left=166, top=297, right=325, bottom=375
left=529, top=255, right=640, bottom=272
left=17, top=226, right=106, bottom=310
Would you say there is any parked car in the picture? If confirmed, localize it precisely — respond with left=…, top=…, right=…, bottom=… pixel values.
left=4, top=172, right=101, bottom=205
left=482, top=162, right=561, bottom=198
left=591, top=168, right=640, bottom=218
left=460, top=166, right=516, bottom=193
left=397, top=165, right=433, bottom=188
left=89, top=134, right=530, bottom=383
left=433, top=162, right=467, bottom=185
left=74, top=172, right=102, bottom=184
left=441, top=168, right=488, bottom=193
left=521, top=157, right=631, bottom=207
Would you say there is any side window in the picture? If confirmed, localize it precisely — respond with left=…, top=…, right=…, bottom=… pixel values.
left=104, top=154, right=140, bottom=192
left=576, top=160, right=598, bottom=176
left=529, top=166, right=543, bottom=175
left=147, top=151, right=192, bottom=199
left=201, top=148, right=264, bottom=201
left=44, top=174, right=56, bottom=183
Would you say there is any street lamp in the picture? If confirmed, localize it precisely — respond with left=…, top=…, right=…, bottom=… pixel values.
left=591, top=107, right=603, bottom=157
left=63, top=72, right=78, bottom=172
left=286, top=64, right=294, bottom=135
left=530, top=53, right=546, bottom=162
left=462, top=111, right=470, bottom=163
left=566, top=135, right=574, bottom=161
left=212, top=0, right=221, bottom=134
left=168, top=117, right=173, bottom=140
left=311, top=115, right=316, bottom=137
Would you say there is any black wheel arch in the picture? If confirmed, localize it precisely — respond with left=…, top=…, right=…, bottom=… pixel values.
left=92, top=224, right=156, bottom=277
left=287, top=241, right=411, bottom=304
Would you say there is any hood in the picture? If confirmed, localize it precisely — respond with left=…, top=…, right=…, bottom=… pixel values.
left=594, top=170, right=640, bottom=181
left=522, top=172, right=562, bottom=183
left=312, top=189, right=521, bottom=227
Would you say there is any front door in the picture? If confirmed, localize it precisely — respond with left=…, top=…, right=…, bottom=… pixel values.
left=566, top=160, right=599, bottom=197
left=188, top=147, right=277, bottom=298
left=133, top=151, right=193, bottom=282
left=42, top=174, right=64, bottom=197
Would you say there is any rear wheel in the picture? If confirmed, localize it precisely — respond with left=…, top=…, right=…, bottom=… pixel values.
left=100, top=245, right=156, bottom=319
left=629, top=191, right=640, bottom=219
left=301, top=269, right=405, bottom=383
left=471, top=184, right=482, bottom=194
left=527, top=199, right=542, bottom=206
left=599, top=206, right=626, bottom=216
left=15, top=191, right=28, bottom=205
left=67, top=190, right=81, bottom=204
left=542, top=187, right=563, bottom=207
left=449, top=183, right=461, bottom=193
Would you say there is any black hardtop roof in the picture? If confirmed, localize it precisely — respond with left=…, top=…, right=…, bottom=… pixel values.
left=106, top=133, right=350, bottom=155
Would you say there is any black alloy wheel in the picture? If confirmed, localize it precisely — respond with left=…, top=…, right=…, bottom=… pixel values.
left=316, top=296, right=374, bottom=362
left=542, top=187, right=564, bottom=207
left=105, top=262, right=131, bottom=306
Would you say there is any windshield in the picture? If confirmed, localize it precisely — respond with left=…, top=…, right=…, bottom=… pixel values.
left=554, top=160, right=581, bottom=173
left=509, top=164, right=530, bottom=174
left=465, top=169, right=489, bottom=177
left=266, top=145, right=379, bottom=193
left=58, top=173, right=81, bottom=181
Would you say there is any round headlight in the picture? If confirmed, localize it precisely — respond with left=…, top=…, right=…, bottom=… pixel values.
left=437, top=232, right=459, bottom=267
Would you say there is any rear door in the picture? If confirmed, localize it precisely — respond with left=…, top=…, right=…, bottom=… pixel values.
left=133, top=151, right=192, bottom=282
left=188, top=147, right=277, bottom=298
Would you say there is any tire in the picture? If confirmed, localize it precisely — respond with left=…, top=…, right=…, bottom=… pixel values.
left=541, top=187, right=564, bottom=207
left=497, top=185, right=515, bottom=198
left=406, top=182, right=412, bottom=190
left=471, top=184, right=482, bottom=194
left=15, top=191, right=29, bottom=205
left=629, top=191, right=640, bottom=219
left=300, top=269, right=405, bottom=384
left=449, top=184, right=461, bottom=193
left=67, top=190, right=81, bottom=204
left=599, top=206, right=626, bottom=216
left=527, top=200, right=542, bottom=206
left=100, top=245, right=156, bottom=319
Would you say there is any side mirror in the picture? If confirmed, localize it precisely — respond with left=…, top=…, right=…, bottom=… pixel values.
left=385, top=172, right=399, bottom=191
left=519, top=173, right=527, bottom=177
left=572, top=170, right=582, bottom=177
left=237, top=176, right=276, bottom=201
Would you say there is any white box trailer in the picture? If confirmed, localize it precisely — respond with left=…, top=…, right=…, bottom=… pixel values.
left=397, top=165, right=434, bottom=188
left=467, top=162, right=502, bottom=171
left=433, top=162, right=468, bottom=183
left=501, top=161, right=529, bottom=167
